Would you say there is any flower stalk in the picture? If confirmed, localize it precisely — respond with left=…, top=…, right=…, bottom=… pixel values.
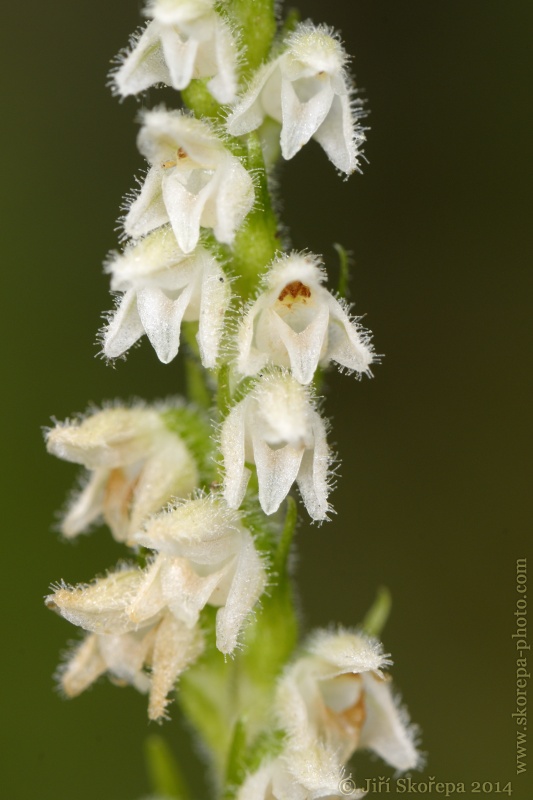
left=44, top=1, right=421, bottom=797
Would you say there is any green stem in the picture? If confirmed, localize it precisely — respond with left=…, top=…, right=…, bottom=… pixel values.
left=231, top=132, right=280, bottom=299
left=226, top=0, right=277, bottom=77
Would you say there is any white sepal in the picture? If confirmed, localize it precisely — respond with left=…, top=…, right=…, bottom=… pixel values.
left=148, top=611, right=205, bottom=720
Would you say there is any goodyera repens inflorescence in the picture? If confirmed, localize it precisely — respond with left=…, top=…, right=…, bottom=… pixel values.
left=44, top=2, right=421, bottom=798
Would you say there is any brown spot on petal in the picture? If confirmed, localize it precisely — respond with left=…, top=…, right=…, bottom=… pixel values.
left=161, top=147, right=188, bottom=169
left=278, top=280, right=312, bottom=307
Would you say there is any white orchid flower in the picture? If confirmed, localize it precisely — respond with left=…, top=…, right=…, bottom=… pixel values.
left=48, top=571, right=204, bottom=720
left=46, top=405, right=198, bottom=542
left=276, top=629, right=421, bottom=772
left=237, top=751, right=365, bottom=800
left=227, top=22, right=365, bottom=174
left=221, top=372, right=332, bottom=520
left=102, top=227, right=230, bottom=366
left=237, top=252, right=374, bottom=384
left=124, top=109, right=254, bottom=253
left=128, top=495, right=267, bottom=654
left=112, top=0, right=239, bottom=104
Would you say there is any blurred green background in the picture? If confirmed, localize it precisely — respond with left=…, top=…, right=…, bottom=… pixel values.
left=2, top=0, right=531, bottom=797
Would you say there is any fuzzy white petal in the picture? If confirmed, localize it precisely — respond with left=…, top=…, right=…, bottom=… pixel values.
left=137, top=283, right=194, bottom=362
left=162, top=168, right=213, bottom=253
left=270, top=302, right=330, bottom=385
left=103, top=289, right=146, bottom=359
left=221, top=402, right=251, bottom=510
left=280, top=77, right=333, bottom=159
left=227, top=60, right=281, bottom=136
left=215, top=530, right=266, bottom=653
left=359, top=675, right=420, bottom=771
left=125, top=167, right=168, bottom=241
left=46, top=570, right=146, bottom=636
left=296, top=411, right=331, bottom=520
left=61, top=469, right=108, bottom=538
left=252, top=433, right=304, bottom=516
left=113, top=22, right=171, bottom=98
left=148, top=612, right=204, bottom=720
left=128, top=435, right=199, bottom=536
left=206, top=19, right=238, bottom=104
left=196, top=258, right=229, bottom=367
left=46, top=408, right=163, bottom=469
left=313, top=93, right=360, bottom=174
left=159, top=26, right=200, bottom=89
left=60, top=634, right=108, bottom=697
left=308, top=629, right=389, bottom=676
left=324, top=295, right=373, bottom=374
